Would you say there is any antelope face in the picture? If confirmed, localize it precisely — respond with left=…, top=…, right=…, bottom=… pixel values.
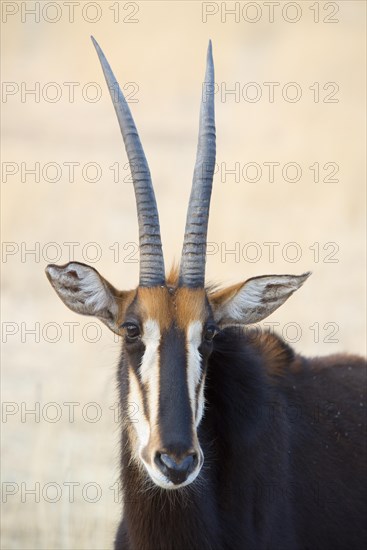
left=121, top=285, right=215, bottom=488
left=46, top=39, right=310, bottom=490
left=46, top=260, right=308, bottom=489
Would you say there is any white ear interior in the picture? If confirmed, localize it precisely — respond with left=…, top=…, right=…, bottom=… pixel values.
left=214, top=273, right=310, bottom=325
left=46, top=262, right=118, bottom=320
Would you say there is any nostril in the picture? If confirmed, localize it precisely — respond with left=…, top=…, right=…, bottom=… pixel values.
left=159, top=453, right=177, bottom=470
left=154, top=452, right=168, bottom=474
left=154, top=451, right=199, bottom=484
left=182, top=453, right=198, bottom=474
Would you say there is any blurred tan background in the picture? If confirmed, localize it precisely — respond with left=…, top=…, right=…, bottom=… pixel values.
left=1, top=1, right=366, bottom=548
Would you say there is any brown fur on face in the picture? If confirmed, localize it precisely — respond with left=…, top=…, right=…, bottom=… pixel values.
left=131, top=269, right=209, bottom=333
left=174, top=288, right=208, bottom=330
left=136, top=287, right=175, bottom=331
left=134, top=286, right=208, bottom=331
left=114, top=290, right=137, bottom=331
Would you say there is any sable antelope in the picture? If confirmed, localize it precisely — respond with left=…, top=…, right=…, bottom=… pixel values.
left=46, top=39, right=366, bottom=550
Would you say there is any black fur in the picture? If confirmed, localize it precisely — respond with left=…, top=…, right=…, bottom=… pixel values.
left=116, top=328, right=366, bottom=550
left=158, top=327, right=194, bottom=452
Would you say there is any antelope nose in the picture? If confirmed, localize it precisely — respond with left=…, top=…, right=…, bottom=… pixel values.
left=155, top=452, right=198, bottom=485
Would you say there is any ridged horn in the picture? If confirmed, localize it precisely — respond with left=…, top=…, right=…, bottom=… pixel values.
left=91, top=36, right=165, bottom=287
left=179, top=40, right=216, bottom=287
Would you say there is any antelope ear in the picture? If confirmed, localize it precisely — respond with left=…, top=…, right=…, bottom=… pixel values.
left=209, top=273, right=311, bottom=326
left=45, top=262, right=125, bottom=334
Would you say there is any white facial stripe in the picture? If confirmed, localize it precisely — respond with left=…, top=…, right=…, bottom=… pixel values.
left=127, top=320, right=161, bottom=466
left=187, top=321, right=204, bottom=426
left=196, top=373, right=206, bottom=427
left=140, top=319, right=161, bottom=452
left=140, top=319, right=161, bottom=385
left=127, top=367, right=150, bottom=462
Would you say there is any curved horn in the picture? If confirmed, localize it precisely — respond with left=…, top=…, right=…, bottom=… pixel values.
left=179, top=41, right=216, bottom=287
left=91, top=37, right=165, bottom=287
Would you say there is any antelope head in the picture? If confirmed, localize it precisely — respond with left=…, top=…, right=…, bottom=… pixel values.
left=46, top=39, right=309, bottom=489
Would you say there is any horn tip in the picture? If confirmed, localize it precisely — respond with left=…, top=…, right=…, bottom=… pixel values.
left=207, top=40, right=214, bottom=67
left=91, top=35, right=102, bottom=56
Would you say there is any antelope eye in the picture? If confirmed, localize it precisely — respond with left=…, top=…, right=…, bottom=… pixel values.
left=121, top=323, right=141, bottom=340
left=204, top=325, right=217, bottom=342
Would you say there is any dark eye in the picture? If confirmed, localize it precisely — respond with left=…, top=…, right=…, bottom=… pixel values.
left=121, top=322, right=141, bottom=341
left=203, top=325, right=217, bottom=342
